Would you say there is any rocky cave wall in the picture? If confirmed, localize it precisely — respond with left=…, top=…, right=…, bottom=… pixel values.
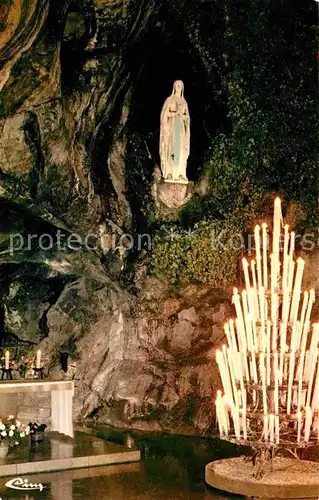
left=0, top=0, right=318, bottom=435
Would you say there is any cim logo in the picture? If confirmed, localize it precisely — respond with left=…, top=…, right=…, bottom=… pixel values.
left=5, top=477, right=47, bottom=491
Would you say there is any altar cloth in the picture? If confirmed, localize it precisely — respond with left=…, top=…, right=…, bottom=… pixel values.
left=0, top=380, right=74, bottom=438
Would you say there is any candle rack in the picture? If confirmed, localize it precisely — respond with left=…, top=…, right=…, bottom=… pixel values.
left=215, top=198, right=318, bottom=478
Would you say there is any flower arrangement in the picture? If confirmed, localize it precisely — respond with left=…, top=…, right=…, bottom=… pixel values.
left=0, top=416, right=30, bottom=447
left=18, top=356, right=33, bottom=378
left=28, top=422, right=47, bottom=434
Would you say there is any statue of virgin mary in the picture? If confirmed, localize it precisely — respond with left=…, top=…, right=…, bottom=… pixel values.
left=159, top=80, right=190, bottom=182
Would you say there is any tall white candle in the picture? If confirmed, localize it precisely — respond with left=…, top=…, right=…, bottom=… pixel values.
left=232, top=405, right=241, bottom=440
left=5, top=350, right=9, bottom=370
left=216, top=349, right=233, bottom=402
left=269, top=413, right=275, bottom=443
left=304, top=407, right=313, bottom=442
left=259, top=286, right=266, bottom=350
left=311, top=362, right=319, bottom=411
left=270, top=253, right=275, bottom=293
left=271, top=292, right=278, bottom=351
left=227, top=348, right=239, bottom=407
left=242, top=258, right=251, bottom=291
left=299, top=292, right=309, bottom=347
left=36, top=349, right=42, bottom=369
left=287, top=350, right=296, bottom=414
left=263, top=415, right=269, bottom=441
left=255, top=225, right=263, bottom=292
left=306, top=347, right=318, bottom=408
left=224, top=323, right=233, bottom=350
left=279, top=322, right=287, bottom=384
left=242, top=290, right=254, bottom=352
left=260, top=353, right=267, bottom=415
left=215, top=395, right=223, bottom=435
left=242, top=408, right=247, bottom=440
left=266, top=320, right=271, bottom=386
left=287, top=259, right=295, bottom=293
left=297, top=412, right=302, bottom=443
left=262, top=223, right=268, bottom=289
left=274, top=352, right=279, bottom=414
left=282, top=224, right=289, bottom=290
left=232, top=288, right=245, bottom=328
left=304, top=289, right=315, bottom=330
left=272, top=197, right=282, bottom=283
left=275, top=415, right=280, bottom=444
left=251, top=260, right=260, bottom=319
left=229, top=319, right=238, bottom=352
left=288, top=231, right=295, bottom=264
left=290, top=258, right=305, bottom=324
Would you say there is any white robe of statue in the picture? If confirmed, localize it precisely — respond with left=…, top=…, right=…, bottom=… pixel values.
left=159, top=80, right=190, bottom=181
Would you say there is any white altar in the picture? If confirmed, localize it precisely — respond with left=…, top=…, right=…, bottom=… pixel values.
left=0, top=380, right=74, bottom=438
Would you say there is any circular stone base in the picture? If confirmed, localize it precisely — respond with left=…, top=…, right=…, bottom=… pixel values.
left=205, top=456, right=319, bottom=498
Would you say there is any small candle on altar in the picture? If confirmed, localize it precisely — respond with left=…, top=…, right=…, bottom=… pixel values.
left=5, top=350, right=10, bottom=369
left=261, top=223, right=268, bottom=289
left=36, top=349, right=41, bottom=369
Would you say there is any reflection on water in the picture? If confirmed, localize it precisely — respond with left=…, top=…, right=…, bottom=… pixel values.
left=0, top=426, right=246, bottom=500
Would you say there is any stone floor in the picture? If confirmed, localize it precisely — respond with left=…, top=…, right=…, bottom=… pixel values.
left=0, top=430, right=140, bottom=476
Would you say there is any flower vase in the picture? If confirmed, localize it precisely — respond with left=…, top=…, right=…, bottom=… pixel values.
left=0, top=442, right=9, bottom=459
left=30, top=431, right=44, bottom=443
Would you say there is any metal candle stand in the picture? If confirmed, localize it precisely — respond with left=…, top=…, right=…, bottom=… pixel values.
left=1, top=367, right=13, bottom=380
left=32, top=367, right=44, bottom=379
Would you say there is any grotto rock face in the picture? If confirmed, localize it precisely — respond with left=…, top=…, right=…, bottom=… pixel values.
left=0, top=0, right=317, bottom=436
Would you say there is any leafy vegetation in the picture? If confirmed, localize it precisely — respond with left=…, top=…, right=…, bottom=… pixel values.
left=204, top=0, right=317, bottom=225
left=151, top=217, right=240, bottom=288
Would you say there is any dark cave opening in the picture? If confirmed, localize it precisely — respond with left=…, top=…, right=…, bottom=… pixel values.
left=125, top=24, right=227, bottom=181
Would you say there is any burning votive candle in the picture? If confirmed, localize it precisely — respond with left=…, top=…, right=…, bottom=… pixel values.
left=36, top=349, right=42, bottom=369
left=5, top=350, right=10, bottom=369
